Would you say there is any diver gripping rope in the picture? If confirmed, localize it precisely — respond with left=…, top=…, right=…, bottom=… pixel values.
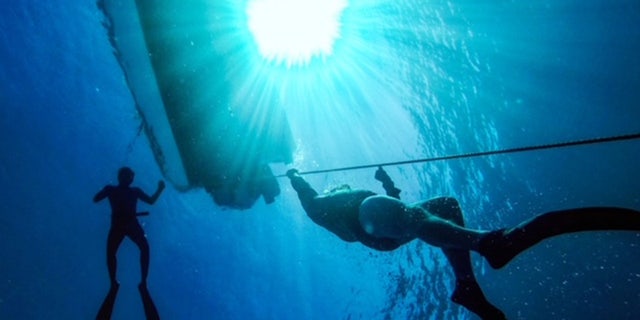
left=279, top=132, right=640, bottom=177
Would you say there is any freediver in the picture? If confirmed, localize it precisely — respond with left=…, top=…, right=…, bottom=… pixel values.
left=94, top=167, right=164, bottom=320
left=286, top=167, right=640, bottom=319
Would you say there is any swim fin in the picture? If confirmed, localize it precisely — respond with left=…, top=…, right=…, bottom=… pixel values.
left=139, top=283, right=160, bottom=320
left=96, top=283, right=119, bottom=320
left=451, top=280, right=506, bottom=320
left=479, top=207, right=640, bottom=269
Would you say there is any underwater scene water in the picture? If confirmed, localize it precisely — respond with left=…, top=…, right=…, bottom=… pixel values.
left=2, top=0, right=640, bottom=319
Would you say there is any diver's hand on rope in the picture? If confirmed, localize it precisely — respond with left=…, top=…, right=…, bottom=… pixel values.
left=286, top=169, right=300, bottom=179
left=375, top=166, right=401, bottom=199
left=374, top=166, right=392, bottom=184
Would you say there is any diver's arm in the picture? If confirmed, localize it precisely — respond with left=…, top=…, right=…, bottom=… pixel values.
left=287, top=169, right=320, bottom=215
left=139, top=181, right=166, bottom=204
left=93, top=186, right=111, bottom=203
left=287, top=169, right=319, bottom=198
left=375, top=167, right=401, bottom=199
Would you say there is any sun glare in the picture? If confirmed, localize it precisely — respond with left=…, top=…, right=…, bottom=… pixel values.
left=246, top=0, right=347, bottom=67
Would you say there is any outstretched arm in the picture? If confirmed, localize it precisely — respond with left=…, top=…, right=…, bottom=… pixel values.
left=287, top=169, right=318, bottom=200
left=374, top=167, right=401, bottom=199
left=139, top=181, right=166, bottom=204
left=93, top=186, right=111, bottom=203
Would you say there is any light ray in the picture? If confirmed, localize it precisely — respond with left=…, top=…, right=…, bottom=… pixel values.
left=246, top=0, right=348, bottom=67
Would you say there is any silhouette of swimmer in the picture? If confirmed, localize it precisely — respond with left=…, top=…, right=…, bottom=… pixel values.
left=94, top=167, right=165, bottom=287
left=287, top=167, right=640, bottom=320
left=94, top=167, right=164, bottom=320
left=93, top=167, right=165, bottom=320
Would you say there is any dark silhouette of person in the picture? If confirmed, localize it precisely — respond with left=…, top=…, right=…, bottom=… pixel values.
left=93, top=167, right=165, bottom=290
left=286, top=167, right=640, bottom=320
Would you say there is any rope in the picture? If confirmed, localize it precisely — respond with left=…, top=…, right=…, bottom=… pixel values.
left=122, top=120, right=145, bottom=164
left=277, top=132, right=640, bottom=177
left=125, top=121, right=145, bottom=155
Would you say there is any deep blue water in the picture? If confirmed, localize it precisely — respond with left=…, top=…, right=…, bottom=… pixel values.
left=2, top=0, right=640, bottom=319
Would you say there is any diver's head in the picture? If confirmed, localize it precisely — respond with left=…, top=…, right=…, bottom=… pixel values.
left=117, top=167, right=135, bottom=186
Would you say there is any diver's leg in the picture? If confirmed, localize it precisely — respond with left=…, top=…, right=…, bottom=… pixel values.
left=418, top=198, right=476, bottom=277
left=128, top=223, right=150, bottom=285
left=419, top=198, right=505, bottom=319
left=416, top=214, right=486, bottom=249
left=130, top=223, right=160, bottom=320
left=442, top=249, right=505, bottom=320
left=360, top=195, right=486, bottom=247
left=414, top=197, right=465, bottom=225
left=479, top=207, right=640, bottom=269
left=106, top=228, right=125, bottom=286
left=415, top=197, right=487, bottom=249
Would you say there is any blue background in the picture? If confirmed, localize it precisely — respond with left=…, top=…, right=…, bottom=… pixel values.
left=2, top=0, right=640, bottom=319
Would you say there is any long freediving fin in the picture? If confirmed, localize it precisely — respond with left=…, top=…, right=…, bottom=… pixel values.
left=479, top=207, right=640, bottom=269
left=96, top=283, right=119, bottom=320
left=138, top=283, right=160, bottom=320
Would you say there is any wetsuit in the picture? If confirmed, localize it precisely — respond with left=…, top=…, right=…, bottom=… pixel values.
left=288, top=169, right=507, bottom=319
left=289, top=172, right=404, bottom=251
left=288, top=168, right=640, bottom=320
left=94, top=184, right=152, bottom=284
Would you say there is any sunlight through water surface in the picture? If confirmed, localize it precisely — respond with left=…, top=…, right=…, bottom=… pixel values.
left=247, top=0, right=348, bottom=67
